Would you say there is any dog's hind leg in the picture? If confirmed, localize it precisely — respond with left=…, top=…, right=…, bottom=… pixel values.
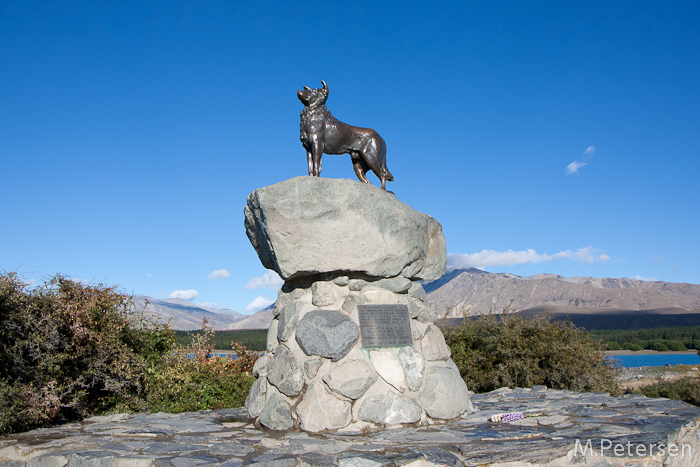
left=361, top=154, right=386, bottom=189
left=351, top=153, right=372, bottom=184
left=379, top=166, right=393, bottom=190
left=377, top=139, right=392, bottom=189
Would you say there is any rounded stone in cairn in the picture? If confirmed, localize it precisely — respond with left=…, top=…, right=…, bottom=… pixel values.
left=323, top=359, right=377, bottom=399
left=295, top=309, right=359, bottom=362
left=358, top=393, right=422, bottom=425
left=267, top=345, right=304, bottom=397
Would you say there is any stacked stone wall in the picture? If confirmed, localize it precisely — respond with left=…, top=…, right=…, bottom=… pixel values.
left=245, top=273, right=473, bottom=432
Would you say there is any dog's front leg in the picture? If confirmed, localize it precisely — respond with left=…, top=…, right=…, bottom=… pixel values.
left=306, top=149, right=314, bottom=176
left=311, top=139, right=323, bottom=176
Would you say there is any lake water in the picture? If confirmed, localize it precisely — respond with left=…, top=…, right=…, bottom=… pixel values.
left=198, top=353, right=700, bottom=367
left=607, top=353, right=700, bottom=368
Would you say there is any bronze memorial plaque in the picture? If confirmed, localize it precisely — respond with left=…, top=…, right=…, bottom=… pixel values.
left=358, top=304, right=413, bottom=347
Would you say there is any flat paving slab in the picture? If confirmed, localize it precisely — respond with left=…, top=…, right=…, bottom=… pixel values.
left=1, top=388, right=699, bottom=466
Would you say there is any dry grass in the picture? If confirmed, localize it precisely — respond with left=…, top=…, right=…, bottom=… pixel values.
left=619, top=365, right=700, bottom=390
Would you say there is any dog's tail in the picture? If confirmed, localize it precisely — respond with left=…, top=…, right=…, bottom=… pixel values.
left=383, top=166, right=394, bottom=182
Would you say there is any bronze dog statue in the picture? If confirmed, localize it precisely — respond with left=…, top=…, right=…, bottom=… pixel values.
left=298, top=81, right=394, bottom=190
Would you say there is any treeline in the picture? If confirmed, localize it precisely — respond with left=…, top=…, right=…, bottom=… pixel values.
left=175, top=329, right=267, bottom=351
left=174, top=325, right=700, bottom=354
left=586, top=326, right=700, bottom=352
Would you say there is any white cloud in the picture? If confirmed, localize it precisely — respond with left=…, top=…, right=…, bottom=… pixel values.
left=447, top=246, right=610, bottom=269
left=146, top=273, right=153, bottom=277
left=565, top=246, right=611, bottom=263
left=246, top=271, right=284, bottom=291
left=245, top=295, right=275, bottom=313
left=208, top=269, right=231, bottom=280
left=633, top=275, right=658, bottom=282
left=566, top=146, right=595, bottom=174
left=566, top=160, right=587, bottom=174
left=198, top=301, right=222, bottom=309
left=168, top=289, right=199, bottom=301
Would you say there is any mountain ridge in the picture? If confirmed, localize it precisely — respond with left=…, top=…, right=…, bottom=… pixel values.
left=425, top=268, right=700, bottom=318
left=133, top=296, right=244, bottom=331
left=131, top=270, right=700, bottom=331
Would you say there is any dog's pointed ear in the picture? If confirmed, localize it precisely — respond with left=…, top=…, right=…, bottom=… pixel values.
left=321, top=80, right=329, bottom=95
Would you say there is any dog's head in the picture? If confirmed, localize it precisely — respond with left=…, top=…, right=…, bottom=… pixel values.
left=297, top=80, right=329, bottom=108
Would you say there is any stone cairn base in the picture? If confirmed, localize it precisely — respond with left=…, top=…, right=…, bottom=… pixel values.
left=243, top=176, right=473, bottom=432
left=245, top=273, right=473, bottom=432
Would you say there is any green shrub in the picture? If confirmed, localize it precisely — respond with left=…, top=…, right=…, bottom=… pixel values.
left=667, top=341, right=687, bottom=352
left=652, top=341, right=670, bottom=352
left=0, top=272, right=174, bottom=435
left=605, top=342, right=622, bottom=351
left=623, top=342, right=644, bottom=351
left=139, top=323, right=256, bottom=413
left=442, top=311, right=619, bottom=394
left=0, top=273, right=257, bottom=435
left=0, top=380, right=62, bottom=435
left=633, top=377, right=700, bottom=407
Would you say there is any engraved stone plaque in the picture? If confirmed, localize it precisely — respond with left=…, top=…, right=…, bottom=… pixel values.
left=358, top=304, right=413, bottom=347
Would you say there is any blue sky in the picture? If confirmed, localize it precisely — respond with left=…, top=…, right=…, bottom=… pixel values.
left=2, top=1, right=699, bottom=315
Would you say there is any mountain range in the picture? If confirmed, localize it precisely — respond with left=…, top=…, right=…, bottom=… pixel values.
left=132, top=296, right=268, bottom=331
left=133, top=269, right=700, bottom=331
left=425, top=268, right=700, bottom=316
left=425, top=268, right=700, bottom=329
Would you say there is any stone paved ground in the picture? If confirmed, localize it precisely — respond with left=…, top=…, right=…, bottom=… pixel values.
left=1, top=387, right=699, bottom=466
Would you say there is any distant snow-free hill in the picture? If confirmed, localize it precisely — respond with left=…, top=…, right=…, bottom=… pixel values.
left=425, top=268, right=700, bottom=328
left=132, top=296, right=245, bottom=331
left=226, top=306, right=274, bottom=330
left=132, top=269, right=700, bottom=331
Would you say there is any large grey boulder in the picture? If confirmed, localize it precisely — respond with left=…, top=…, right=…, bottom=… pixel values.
left=420, top=360, right=472, bottom=419
left=296, top=383, right=352, bottom=432
left=369, top=350, right=406, bottom=393
left=296, top=309, right=359, bottom=362
left=267, top=345, right=304, bottom=397
left=244, top=177, right=446, bottom=280
left=245, top=377, right=267, bottom=419
left=398, top=346, right=424, bottom=392
left=421, top=324, right=451, bottom=361
left=277, top=301, right=301, bottom=342
left=323, top=360, right=377, bottom=399
left=266, top=320, right=279, bottom=352
left=358, top=393, right=422, bottom=425
left=259, top=391, right=294, bottom=431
